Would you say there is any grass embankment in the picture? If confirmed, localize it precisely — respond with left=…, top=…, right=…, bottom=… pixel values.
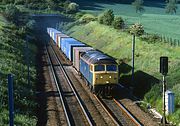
left=66, top=21, right=180, bottom=124
left=0, top=15, right=37, bottom=125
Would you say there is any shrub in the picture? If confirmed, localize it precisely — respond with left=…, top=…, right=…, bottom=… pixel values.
left=79, top=14, right=96, bottom=23
left=98, top=14, right=104, bottom=24
left=66, top=2, right=79, bottom=14
left=112, top=16, right=124, bottom=29
left=129, top=23, right=144, bottom=36
left=102, top=9, right=114, bottom=25
left=140, top=34, right=161, bottom=43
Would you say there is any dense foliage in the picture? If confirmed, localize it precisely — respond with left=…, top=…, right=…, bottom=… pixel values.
left=112, top=16, right=124, bottom=30
left=129, top=23, right=144, bottom=36
left=3, top=4, right=20, bottom=24
left=66, top=2, right=79, bottom=13
left=0, top=6, right=37, bottom=125
left=98, top=9, right=114, bottom=26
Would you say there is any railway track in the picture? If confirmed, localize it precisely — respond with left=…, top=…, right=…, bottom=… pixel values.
left=46, top=45, right=94, bottom=126
left=113, top=99, right=142, bottom=126
left=94, top=94, right=142, bottom=126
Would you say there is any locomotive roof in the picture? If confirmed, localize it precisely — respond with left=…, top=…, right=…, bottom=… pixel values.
left=81, top=50, right=117, bottom=64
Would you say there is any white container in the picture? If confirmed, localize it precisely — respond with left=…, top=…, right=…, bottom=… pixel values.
left=165, top=90, right=175, bottom=115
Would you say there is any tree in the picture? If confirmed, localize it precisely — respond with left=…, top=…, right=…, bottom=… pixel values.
left=165, top=0, right=178, bottom=14
left=129, top=23, right=144, bottom=36
left=66, top=2, right=79, bottom=14
left=112, top=16, right=124, bottom=29
left=103, top=9, right=114, bottom=25
left=98, top=9, right=114, bottom=26
left=132, top=0, right=144, bottom=13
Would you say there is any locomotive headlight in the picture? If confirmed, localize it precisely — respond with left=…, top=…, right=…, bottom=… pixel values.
left=100, top=76, right=103, bottom=78
left=109, top=76, right=112, bottom=78
left=106, top=81, right=109, bottom=83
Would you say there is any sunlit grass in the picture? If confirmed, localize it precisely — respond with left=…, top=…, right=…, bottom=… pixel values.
left=67, top=21, right=180, bottom=124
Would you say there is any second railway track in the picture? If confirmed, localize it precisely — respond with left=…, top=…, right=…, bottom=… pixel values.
left=46, top=45, right=94, bottom=126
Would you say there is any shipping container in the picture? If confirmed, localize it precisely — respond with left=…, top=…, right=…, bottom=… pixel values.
left=64, top=41, right=85, bottom=61
left=57, top=34, right=69, bottom=48
left=49, top=28, right=61, bottom=43
left=61, top=38, right=77, bottom=53
left=73, top=47, right=93, bottom=71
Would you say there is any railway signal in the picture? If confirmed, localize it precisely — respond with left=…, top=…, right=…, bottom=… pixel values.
left=160, top=56, right=168, bottom=125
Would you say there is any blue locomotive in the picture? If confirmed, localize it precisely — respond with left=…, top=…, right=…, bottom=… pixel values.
left=47, top=28, right=119, bottom=96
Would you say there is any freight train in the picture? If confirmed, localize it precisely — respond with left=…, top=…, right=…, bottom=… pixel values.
left=47, top=28, right=119, bottom=96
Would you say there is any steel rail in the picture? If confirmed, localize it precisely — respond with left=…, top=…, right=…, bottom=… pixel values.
left=45, top=46, right=71, bottom=126
left=94, top=95, right=121, bottom=126
left=113, top=99, right=142, bottom=126
left=50, top=45, right=94, bottom=126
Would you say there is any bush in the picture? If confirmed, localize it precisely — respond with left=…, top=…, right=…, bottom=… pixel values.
left=112, top=16, right=124, bottom=29
left=140, top=34, right=161, bottom=43
left=98, top=9, right=114, bottom=26
left=98, top=14, right=104, bottom=24
left=66, top=2, right=79, bottom=14
left=79, top=14, right=96, bottom=23
left=129, top=23, right=144, bottom=36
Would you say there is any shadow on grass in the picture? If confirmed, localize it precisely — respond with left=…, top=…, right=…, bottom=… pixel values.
left=118, top=62, right=159, bottom=99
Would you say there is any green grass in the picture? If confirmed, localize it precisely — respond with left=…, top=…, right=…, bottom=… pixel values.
left=0, top=14, right=37, bottom=125
left=73, top=0, right=180, bottom=40
left=0, top=15, right=6, bottom=28
left=66, top=21, right=180, bottom=124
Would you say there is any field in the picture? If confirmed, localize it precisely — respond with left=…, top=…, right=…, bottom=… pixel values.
left=72, top=0, right=180, bottom=40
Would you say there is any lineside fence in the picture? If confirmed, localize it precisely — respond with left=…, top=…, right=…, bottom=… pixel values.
left=160, top=35, right=180, bottom=47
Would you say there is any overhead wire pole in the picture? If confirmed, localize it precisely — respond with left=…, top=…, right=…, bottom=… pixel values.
left=162, top=75, right=166, bottom=125
left=131, top=34, right=135, bottom=92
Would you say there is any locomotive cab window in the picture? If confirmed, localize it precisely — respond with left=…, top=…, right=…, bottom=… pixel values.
left=95, top=65, right=105, bottom=71
left=106, top=65, right=117, bottom=71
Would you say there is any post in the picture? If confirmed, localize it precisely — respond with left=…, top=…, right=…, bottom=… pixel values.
left=160, top=56, right=168, bottom=125
left=131, top=34, right=135, bottom=90
left=162, top=75, right=166, bottom=125
left=8, top=74, right=14, bottom=126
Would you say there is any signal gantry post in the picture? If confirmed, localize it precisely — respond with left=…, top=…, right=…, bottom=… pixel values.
left=160, top=56, right=168, bottom=125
